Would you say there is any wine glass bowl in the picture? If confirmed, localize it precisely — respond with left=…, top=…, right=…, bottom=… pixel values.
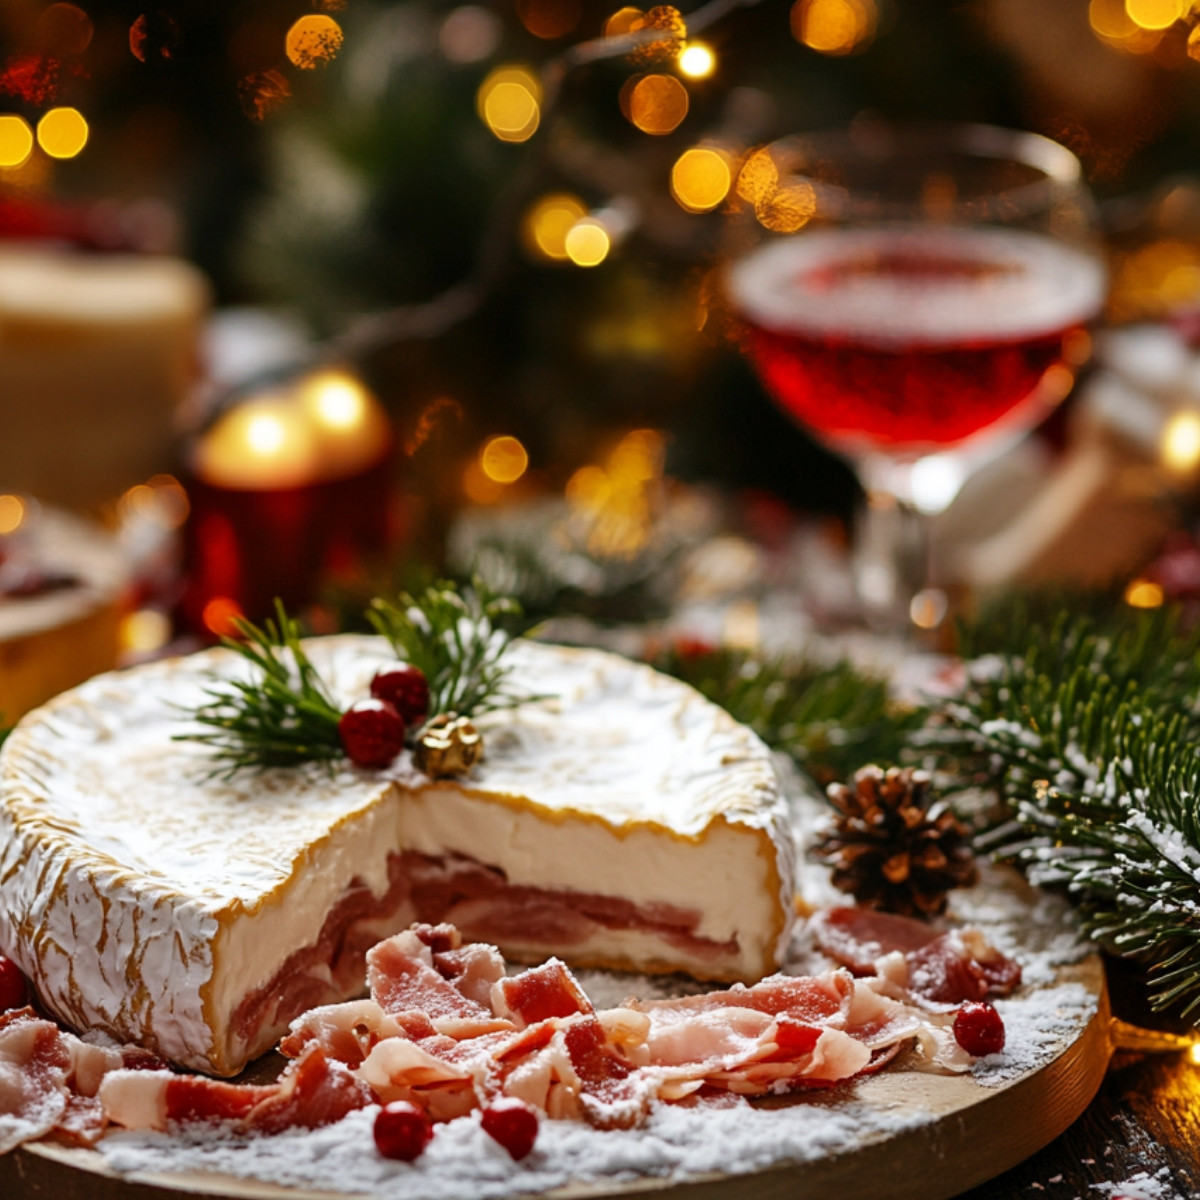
left=725, top=124, right=1107, bottom=626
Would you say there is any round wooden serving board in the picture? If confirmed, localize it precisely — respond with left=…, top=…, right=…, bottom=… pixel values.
left=2, top=951, right=1110, bottom=1200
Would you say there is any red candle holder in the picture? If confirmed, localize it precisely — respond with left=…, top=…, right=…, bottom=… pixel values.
left=180, top=370, right=397, bottom=637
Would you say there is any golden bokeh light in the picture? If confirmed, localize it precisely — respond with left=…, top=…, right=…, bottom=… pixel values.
left=565, top=218, right=612, bottom=267
left=478, top=66, right=542, bottom=143
left=1162, top=410, right=1200, bottom=473
left=565, top=430, right=667, bottom=560
left=678, top=42, right=716, bottom=78
left=37, top=107, right=88, bottom=159
left=565, top=463, right=611, bottom=509
left=1124, top=0, right=1185, bottom=30
left=0, top=494, right=26, bottom=535
left=605, top=6, right=644, bottom=36
left=1125, top=579, right=1165, bottom=608
left=118, top=476, right=191, bottom=531
left=1111, top=240, right=1200, bottom=321
left=1190, top=22, right=1200, bottom=61
left=756, top=182, right=817, bottom=232
left=736, top=148, right=779, bottom=205
left=202, top=596, right=245, bottom=638
left=301, top=370, right=368, bottom=431
left=516, top=0, right=582, bottom=39
left=909, top=588, right=949, bottom=631
left=120, top=609, right=172, bottom=656
left=297, top=369, right=392, bottom=478
left=285, top=14, right=344, bottom=69
left=481, top=435, right=529, bottom=484
left=0, top=116, right=34, bottom=169
left=671, top=146, right=731, bottom=212
left=628, top=5, right=687, bottom=66
left=523, top=192, right=588, bottom=260
left=1090, top=0, right=1139, bottom=38
left=628, top=73, right=689, bottom=135
left=195, top=396, right=321, bottom=490
left=791, top=0, right=877, bottom=55
left=609, top=428, right=666, bottom=482
left=1189, top=1041, right=1200, bottom=1066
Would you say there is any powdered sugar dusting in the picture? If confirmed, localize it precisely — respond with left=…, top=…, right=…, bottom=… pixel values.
left=93, top=787, right=1101, bottom=1199
left=101, top=1094, right=932, bottom=1200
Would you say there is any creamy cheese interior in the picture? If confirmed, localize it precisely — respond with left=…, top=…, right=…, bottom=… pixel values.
left=0, top=637, right=795, bottom=1075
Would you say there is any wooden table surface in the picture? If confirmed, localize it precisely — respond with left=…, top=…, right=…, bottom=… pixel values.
left=960, top=958, right=1199, bottom=1200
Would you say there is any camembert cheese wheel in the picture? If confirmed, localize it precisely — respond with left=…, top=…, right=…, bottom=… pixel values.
left=0, top=637, right=795, bottom=1076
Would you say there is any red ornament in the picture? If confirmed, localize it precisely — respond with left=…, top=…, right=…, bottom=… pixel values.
left=339, top=699, right=405, bottom=769
left=481, top=1096, right=539, bottom=1161
left=370, top=663, right=430, bottom=727
left=373, top=1101, right=434, bottom=1161
left=952, top=1001, right=1005, bottom=1057
left=0, top=955, right=29, bottom=1012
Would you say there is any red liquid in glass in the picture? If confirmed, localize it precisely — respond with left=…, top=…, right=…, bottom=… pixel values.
left=729, top=227, right=1105, bottom=457
left=745, top=322, right=1077, bottom=450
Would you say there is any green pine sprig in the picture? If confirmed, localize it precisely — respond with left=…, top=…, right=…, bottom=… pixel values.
left=178, top=599, right=344, bottom=779
left=180, top=582, right=535, bottom=778
left=922, top=599, right=1200, bottom=1020
left=367, top=579, right=535, bottom=718
left=651, top=643, right=926, bottom=786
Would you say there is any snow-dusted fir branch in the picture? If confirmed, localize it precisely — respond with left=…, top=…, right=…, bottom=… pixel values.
left=367, top=580, right=535, bottom=719
left=927, top=604, right=1200, bottom=1019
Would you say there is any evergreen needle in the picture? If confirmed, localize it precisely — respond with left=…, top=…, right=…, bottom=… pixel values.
left=367, top=579, right=536, bottom=718
left=925, top=599, right=1200, bottom=1021
left=177, top=599, right=344, bottom=779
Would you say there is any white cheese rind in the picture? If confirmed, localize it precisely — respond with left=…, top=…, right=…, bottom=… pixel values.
left=0, top=637, right=795, bottom=1074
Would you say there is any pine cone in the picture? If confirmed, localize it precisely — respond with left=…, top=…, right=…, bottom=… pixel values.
left=811, top=765, right=977, bottom=918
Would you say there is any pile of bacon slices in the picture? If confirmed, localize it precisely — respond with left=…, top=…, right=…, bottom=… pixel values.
left=0, top=907, right=1020, bottom=1159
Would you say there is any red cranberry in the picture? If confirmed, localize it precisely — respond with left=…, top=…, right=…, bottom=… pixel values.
left=370, top=663, right=430, bottom=727
left=481, top=1096, right=539, bottom=1161
left=339, top=699, right=405, bottom=769
left=373, top=1101, right=434, bottom=1161
left=0, top=955, right=28, bottom=1012
left=953, top=1002, right=1005, bottom=1057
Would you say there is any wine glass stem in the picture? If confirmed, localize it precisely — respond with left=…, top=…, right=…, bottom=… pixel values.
left=853, top=488, right=931, bottom=631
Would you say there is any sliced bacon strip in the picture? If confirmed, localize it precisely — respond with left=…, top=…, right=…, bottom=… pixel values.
left=367, top=931, right=514, bottom=1039
left=0, top=1008, right=70, bottom=1154
left=811, top=907, right=941, bottom=973
left=99, top=1046, right=371, bottom=1134
left=906, top=928, right=1022, bottom=1008
left=811, top=907, right=1021, bottom=1008
left=243, top=1046, right=372, bottom=1134
left=493, top=959, right=594, bottom=1028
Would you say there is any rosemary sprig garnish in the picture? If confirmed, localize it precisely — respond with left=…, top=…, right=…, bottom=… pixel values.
left=367, top=580, right=534, bottom=718
left=179, top=600, right=344, bottom=779
left=180, top=582, right=536, bottom=778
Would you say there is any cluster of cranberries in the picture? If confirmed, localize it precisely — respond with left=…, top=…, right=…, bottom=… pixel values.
left=0, top=953, right=29, bottom=1012
left=338, top=663, right=430, bottom=769
left=373, top=1096, right=539, bottom=1164
left=952, top=1001, right=1006, bottom=1057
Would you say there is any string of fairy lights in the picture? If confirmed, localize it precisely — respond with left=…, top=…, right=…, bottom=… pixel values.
left=5, top=2, right=1200, bottom=240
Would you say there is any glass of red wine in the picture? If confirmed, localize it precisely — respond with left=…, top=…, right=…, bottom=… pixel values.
left=726, top=123, right=1106, bottom=631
